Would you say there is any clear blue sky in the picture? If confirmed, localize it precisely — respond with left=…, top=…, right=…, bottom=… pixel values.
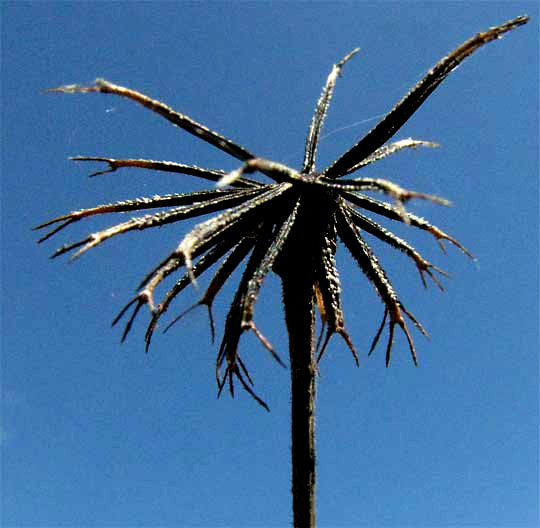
left=2, top=2, right=538, bottom=527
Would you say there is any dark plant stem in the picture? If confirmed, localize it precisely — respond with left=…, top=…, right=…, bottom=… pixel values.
left=282, top=273, right=317, bottom=528
left=275, top=190, right=338, bottom=527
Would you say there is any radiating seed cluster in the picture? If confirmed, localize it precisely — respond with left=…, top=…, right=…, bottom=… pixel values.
left=36, top=16, right=528, bottom=409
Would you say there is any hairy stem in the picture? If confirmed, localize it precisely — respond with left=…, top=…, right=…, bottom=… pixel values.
left=276, top=190, right=336, bottom=527
left=282, top=273, right=316, bottom=528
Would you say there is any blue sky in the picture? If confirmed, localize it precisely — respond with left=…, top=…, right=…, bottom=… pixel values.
left=2, top=2, right=538, bottom=527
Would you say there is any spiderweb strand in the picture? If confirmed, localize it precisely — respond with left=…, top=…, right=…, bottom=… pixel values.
left=46, top=79, right=258, bottom=163
left=303, top=48, right=360, bottom=173
left=323, top=15, right=529, bottom=178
